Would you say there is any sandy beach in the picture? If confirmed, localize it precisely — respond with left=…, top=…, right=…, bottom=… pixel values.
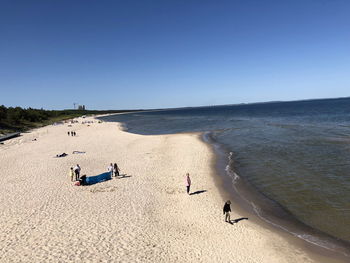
left=0, top=116, right=344, bottom=262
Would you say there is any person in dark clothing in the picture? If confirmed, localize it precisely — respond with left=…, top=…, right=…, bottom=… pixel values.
left=79, top=175, right=87, bottom=186
left=185, top=173, right=191, bottom=195
left=223, top=200, right=232, bottom=223
left=74, top=164, right=81, bottom=181
left=114, top=163, right=120, bottom=177
left=68, top=131, right=70, bottom=136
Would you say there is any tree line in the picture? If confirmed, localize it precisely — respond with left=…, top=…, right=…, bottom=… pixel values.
left=0, top=105, right=139, bottom=132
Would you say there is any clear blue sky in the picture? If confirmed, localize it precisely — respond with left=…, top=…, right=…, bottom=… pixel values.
left=1, top=0, right=349, bottom=110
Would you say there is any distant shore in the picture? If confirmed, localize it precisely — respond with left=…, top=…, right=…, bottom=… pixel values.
left=0, top=115, right=345, bottom=262
left=0, top=105, right=141, bottom=135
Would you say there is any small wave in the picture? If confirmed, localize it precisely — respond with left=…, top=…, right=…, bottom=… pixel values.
left=296, top=235, right=350, bottom=257
left=119, top=123, right=129, bottom=132
left=251, top=202, right=350, bottom=257
left=267, top=123, right=301, bottom=129
left=225, top=152, right=240, bottom=183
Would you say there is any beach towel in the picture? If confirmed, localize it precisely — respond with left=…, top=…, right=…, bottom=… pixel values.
left=85, top=172, right=111, bottom=185
left=73, top=151, right=86, bottom=154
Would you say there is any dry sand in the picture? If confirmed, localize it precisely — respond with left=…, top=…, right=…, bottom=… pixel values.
left=0, top=116, right=343, bottom=262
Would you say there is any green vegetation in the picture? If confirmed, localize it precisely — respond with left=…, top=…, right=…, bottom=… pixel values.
left=0, top=105, right=138, bottom=134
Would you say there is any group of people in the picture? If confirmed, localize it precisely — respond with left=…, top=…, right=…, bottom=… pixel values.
left=68, top=120, right=79, bottom=124
left=69, top=163, right=122, bottom=186
left=69, top=164, right=81, bottom=182
left=69, top=164, right=87, bottom=185
left=107, top=163, right=121, bottom=177
left=185, top=173, right=233, bottom=223
left=68, top=131, right=77, bottom=136
left=82, top=121, right=93, bottom=124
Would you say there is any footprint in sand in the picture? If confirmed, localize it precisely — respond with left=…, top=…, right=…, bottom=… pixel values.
left=90, top=186, right=117, bottom=193
left=165, top=188, right=181, bottom=195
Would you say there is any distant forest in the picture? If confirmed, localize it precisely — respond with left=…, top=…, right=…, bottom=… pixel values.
left=0, top=105, right=138, bottom=133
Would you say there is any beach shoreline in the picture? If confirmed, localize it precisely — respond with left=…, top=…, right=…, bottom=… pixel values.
left=0, top=115, right=346, bottom=262
left=200, top=131, right=350, bottom=263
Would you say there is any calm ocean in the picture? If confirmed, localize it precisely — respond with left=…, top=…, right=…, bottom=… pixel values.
left=100, top=97, right=350, bottom=256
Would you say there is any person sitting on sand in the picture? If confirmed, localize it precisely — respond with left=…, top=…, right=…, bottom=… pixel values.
left=79, top=175, right=87, bottom=186
left=56, top=153, right=68, bottom=158
left=69, top=167, right=74, bottom=182
left=185, top=173, right=191, bottom=195
left=114, top=163, right=120, bottom=177
left=223, top=200, right=232, bottom=223
left=107, top=163, right=114, bottom=176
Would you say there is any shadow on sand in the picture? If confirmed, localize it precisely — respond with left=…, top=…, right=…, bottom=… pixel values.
left=116, top=174, right=131, bottom=179
left=230, top=217, right=248, bottom=224
left=190, top=190, right=207, bottom=195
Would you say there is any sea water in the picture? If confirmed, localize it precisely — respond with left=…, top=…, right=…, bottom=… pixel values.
left=100, top=98, right=350, bottom=256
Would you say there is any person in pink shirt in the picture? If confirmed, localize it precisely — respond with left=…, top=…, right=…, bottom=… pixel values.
left=185, top=173, right=191, bottom=195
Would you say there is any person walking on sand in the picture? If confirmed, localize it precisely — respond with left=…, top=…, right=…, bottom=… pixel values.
left=107, top=163, right=114, bottom=177
left=223, top=200, right=232, bottom=223
left=114, top=163, right=120, bottom=177
left=69, top=167, right=74, bottom=182
left=68, top=131, right=70, bottom=136
left=74, top=164, right=81, bottom=181
left=185, top=173, right=191, bottom=195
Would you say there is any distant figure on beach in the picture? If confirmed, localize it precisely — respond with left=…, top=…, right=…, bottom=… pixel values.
left=223, top=200, right=232, bottom=223
left=185, top=173, right=191, bottom=194
left=107, top=163, right=114, bottom=176
left=74, top=164, right=81, bottom=181
left=114, top=163, right=120, bottom=177
left=56, top=153, right=68, bottom=158
left=74, top=131, right=76, bottom=136
left=68, top=131, right=70, bottom=136
left=69, top=167, right=74, bottom=182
